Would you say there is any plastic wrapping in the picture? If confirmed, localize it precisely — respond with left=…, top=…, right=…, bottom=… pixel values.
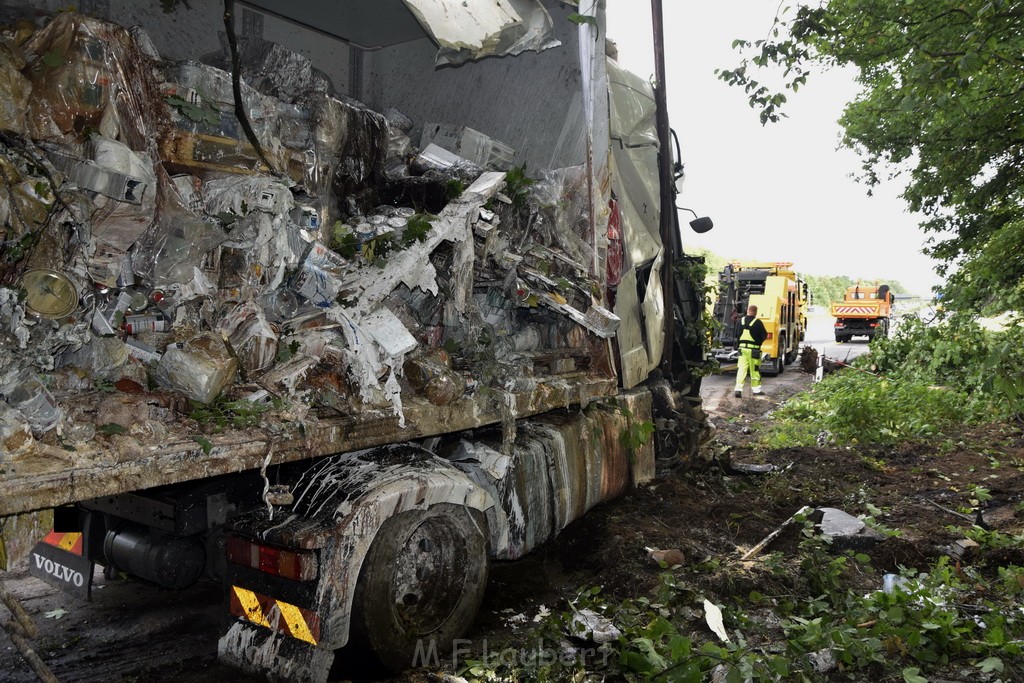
left=23, top=13, right=163, bottom=155
left=133, top=186, right=226, bottom=287
left=0, top=36, right=31, bottom=134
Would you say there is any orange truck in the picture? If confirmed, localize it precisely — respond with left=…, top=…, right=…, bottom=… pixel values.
left=831, top=284, right=894, bottom=342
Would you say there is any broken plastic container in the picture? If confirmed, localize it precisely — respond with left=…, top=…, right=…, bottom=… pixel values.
left=0, top=370, right=62, bottom=435
left=155, top=333, right=237, bottom=404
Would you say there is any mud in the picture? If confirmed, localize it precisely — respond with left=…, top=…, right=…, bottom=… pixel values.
left=2, top=365, right=1023, bottom=681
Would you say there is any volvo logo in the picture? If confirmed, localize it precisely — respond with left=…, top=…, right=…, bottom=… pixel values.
left=32, top=552, right=85, bottom=587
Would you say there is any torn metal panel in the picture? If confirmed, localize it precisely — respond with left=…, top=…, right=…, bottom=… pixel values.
left=607, top=58, right=662, bottom=269
left=402, top=0, right=559, bottom=66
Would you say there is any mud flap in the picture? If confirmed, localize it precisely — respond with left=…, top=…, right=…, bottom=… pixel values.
left=27, top=532, right=93, bottom=600
left=218, top=620, right=334, bottom=683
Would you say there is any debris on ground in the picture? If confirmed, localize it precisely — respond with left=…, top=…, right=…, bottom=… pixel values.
left=815, top=506, right=885, bottom=550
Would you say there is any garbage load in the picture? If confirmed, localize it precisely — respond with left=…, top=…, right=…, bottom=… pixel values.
left=0, top=11, right=616, bottom=460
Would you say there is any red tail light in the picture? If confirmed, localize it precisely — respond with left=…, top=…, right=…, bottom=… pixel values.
left=869, top=323, right=879, bottom=327
left=226, top=537, right=318, bottom=581
left=765, top=332, right=773, bottom=340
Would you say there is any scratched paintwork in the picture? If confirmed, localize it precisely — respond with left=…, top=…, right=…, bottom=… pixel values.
left=219, top=389, right=653, bottom=677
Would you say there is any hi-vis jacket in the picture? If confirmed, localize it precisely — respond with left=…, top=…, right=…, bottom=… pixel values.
left=735, top=315, right=767, bottom=351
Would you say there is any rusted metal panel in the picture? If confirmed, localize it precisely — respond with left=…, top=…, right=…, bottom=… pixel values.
left=0, top=375, right=616, bottom=517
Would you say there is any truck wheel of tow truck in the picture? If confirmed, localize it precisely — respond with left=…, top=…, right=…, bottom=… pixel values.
left=784, top=342, right=799, bottom=365
left=351, top=503, right=488, bottom=672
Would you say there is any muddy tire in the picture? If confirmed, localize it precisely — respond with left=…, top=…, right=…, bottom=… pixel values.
left=784, top=342, right=799, bottom=365
left=351, top=504, right=488, bottom=672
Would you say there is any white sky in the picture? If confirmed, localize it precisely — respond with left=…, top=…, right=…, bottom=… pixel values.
left=605, top=1, right=943, bottom=296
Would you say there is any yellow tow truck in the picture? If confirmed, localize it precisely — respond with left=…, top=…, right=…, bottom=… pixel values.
left=712, top=261, right=809, bottom=375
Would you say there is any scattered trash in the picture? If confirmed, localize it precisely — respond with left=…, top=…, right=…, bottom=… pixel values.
left=808, top=648, right=837, bottom=673
left=816, top=507, right=885, bottom=550
left=42, top=608, right=67, bottom=620
left=882, top=573, right=911, bottom=594
left=949, top=538, right=980, bottom=561
left=702, top=599, right=730, bottom=643
left=728, top=462, right=777, bottom=475
left=567, top=608, right=621, bottom=644
left=647, top=547, right=686, bottom=567
left=0, top=8, right=614, bottom=466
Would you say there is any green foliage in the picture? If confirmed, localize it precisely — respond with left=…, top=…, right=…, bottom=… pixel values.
left=457, top=525, right=1024, bottom=682
left=330, top=224, right=359, bottom=259
left=765, top=310, right=1022, bottom=448
left=803, top=274, right=907, bottom=307
left=194, top=436, right=213, bottom=455
left=41, top=50, right=64, bottom=68
left=567, top=13, right=598, bottom=28
left=765, top=370, right=977, bottom=447
left=676, top=254, right=720, bottom=376
left=445, top=178, right=466, bottom=200
left=503, top=165, right=535, bottom=210
left=401, top=212, right=435, bottom=246
left=869, top=312, right=1024, bottom=419
left=98, top=423, right=127, bottom=436
left=719, top=1, right=1024, bottom=313
left=189, top=397, right=277, bottom=432
left=165, top=93, right=220, bottom=127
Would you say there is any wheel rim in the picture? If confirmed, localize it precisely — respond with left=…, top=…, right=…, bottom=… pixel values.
left=389, top=516, right=470, bottom=636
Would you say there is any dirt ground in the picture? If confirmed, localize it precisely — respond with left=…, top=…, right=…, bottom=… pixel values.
left=2, top=365, right=1022, bottom=682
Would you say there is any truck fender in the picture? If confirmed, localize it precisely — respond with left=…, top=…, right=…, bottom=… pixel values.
left=285, top=445, right=499, bottom=652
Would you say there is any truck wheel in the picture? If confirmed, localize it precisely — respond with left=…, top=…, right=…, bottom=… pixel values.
left=784, top=344, right=799, bottom=365
left=352, top=504, right=488, bottom=672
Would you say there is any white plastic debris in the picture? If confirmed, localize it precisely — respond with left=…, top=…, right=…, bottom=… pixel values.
left=703, top=599, right=730, bottom=643
left=567, top=608, right=621, bottom=643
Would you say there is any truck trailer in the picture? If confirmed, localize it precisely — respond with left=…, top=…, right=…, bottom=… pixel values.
left=0, top=2, right=712, bottom=680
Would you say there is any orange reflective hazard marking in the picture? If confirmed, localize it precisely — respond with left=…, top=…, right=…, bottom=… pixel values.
left=42, top=530, right=83, bottom=556
left=229, top=586, right=320, bottom=645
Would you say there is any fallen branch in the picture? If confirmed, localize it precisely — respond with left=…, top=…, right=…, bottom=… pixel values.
left=926, top=498, right=977, bottom=525
left=1, top=577, right=58, bottom=682
left=740, top=505, right=811, bottom=561
left=0, top=578, right=37, bottom=638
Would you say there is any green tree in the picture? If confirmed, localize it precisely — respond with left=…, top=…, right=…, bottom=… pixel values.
left=718, top=1, right=1024, bottom=314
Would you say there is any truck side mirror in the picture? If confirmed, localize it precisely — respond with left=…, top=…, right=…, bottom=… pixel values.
left=689, top=216, right=713, bottom=233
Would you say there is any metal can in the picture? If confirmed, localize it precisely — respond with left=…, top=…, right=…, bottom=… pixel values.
left=124, top=313, right=168, bottom=335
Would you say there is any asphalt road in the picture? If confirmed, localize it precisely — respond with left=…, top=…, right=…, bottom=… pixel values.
left=700, top=314, right=873, bottom=410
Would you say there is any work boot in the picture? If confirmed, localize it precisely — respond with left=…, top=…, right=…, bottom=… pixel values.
left=752, top=386, right=763, bottom=395
left=734, top=390, right=742, bottom=398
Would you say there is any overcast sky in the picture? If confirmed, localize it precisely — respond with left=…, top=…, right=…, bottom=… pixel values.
left=604, top=1, right=942, bottom=296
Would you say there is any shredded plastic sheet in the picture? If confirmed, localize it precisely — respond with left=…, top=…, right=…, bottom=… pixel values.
left=23, top=13, right=163, bottom=155
left=0, top=36, right=30, bottom=135
left=402, top=0, right=560, bottom=66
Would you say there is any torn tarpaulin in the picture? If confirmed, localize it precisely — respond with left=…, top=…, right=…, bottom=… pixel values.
left=402, top=0, right=560, bottom=66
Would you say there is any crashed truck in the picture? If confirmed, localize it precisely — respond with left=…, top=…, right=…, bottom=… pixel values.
left=0, top=1, right=712, bottom=679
